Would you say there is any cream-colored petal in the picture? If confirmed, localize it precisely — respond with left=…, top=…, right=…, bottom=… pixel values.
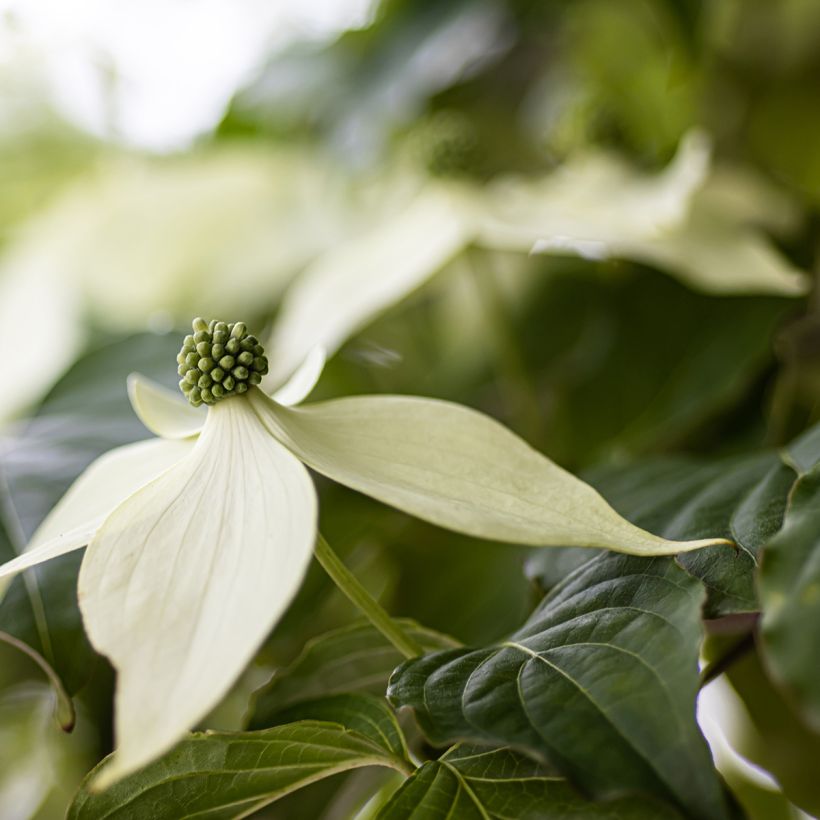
left=0, top=524, right=97, bottom=584
left=270, top=346, right=327, bottom=407
left=79, top=397, right=317, bottom=786
left=31, top=438, right=195, bottom=550
left=264, top=185, right=474, bottom=386
left=251, top=390, right=726, bottom=556
left=127, top=373, right=206, bottom=439
left=0, top=438, right=193, bottom=595
left=478, top=131, right=710, bottom=253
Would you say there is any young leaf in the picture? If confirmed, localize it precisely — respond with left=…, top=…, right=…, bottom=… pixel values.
left=388, top=552, right=731, bottom=820
left=759, top=464, right=820, bottom=730
left=250, top=619, right=458, bottom=728
left=377, top=746, right=682, bottom=820
left=68, top=695, right=412, bottom=819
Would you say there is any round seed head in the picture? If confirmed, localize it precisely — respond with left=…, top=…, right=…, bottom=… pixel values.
left=177, top=318, right=267, bottom=406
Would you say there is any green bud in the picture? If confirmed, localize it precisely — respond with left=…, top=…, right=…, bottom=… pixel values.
left=177, top=317, right=267, bottom=406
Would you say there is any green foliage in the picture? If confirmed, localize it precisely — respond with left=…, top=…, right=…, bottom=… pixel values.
left=250, top=620, right=458, bottom=728
left=378, top=746, right=682, bottom=820
left=389, top=553, right=730, bottom=820
left=759, top=464, right=820, bottom=729
left=69, top=695, right=412, bottom=819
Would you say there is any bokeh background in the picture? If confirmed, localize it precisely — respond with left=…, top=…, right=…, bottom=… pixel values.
left=1, top=1, right=820, bottom=817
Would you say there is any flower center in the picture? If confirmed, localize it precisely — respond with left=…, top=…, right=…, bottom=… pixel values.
left=177, top=318, right=269, bottom=406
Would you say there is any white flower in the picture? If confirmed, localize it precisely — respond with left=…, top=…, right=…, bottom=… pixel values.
left=0, top=321, right=725, bottom=788
left=264, top=131, right=808, bottom=384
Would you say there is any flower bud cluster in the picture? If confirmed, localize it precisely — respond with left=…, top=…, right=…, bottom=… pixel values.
left=177, top=318, right=268, bottom=406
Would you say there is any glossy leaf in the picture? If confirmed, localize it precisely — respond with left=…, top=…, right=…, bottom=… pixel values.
left=378, top=746, right=682, bottom=820
left=759, top=463, right=820, bottom=730
left=68, top=695, right=412, bottom=819
left=389, top=552, right=731, bottom=820
left=583, top=453, right=796, bottom=617
left=250, top=620, right=458, bottom=728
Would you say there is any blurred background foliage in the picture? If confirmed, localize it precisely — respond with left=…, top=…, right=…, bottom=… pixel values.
left=2, top=0, right=820, bottom=816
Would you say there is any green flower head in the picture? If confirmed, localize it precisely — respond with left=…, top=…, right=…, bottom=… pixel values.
left=177, top=317, right=269, bottom=406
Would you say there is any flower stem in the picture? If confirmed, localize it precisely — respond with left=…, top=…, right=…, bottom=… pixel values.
left=314, top=533, right=423, bottom=660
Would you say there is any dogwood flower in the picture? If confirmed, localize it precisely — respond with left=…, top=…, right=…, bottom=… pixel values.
left=264, top=131, right=808, bottom=384
left=0, top=319, right=726, bottom=787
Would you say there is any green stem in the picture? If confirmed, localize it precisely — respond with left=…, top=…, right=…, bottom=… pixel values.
left=0, top=630, right=75, bottom=731
left=314, top=534, right=423, bottom=660
left=699, top=632, right=756, bottom=688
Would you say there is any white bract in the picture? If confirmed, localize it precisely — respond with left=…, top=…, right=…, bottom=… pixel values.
left=0, top=340, right=726, bottom=788
left=265, top=131, right=809, bottom=384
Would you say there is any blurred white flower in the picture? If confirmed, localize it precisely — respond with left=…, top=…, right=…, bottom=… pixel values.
left=0, top=145, right=352, bottom=424
left=265, top=132, right=809, bottom=384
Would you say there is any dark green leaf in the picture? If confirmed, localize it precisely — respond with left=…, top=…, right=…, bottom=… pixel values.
left=759, top=463, right=820, bottom=730
left=389, top=553, right=731, bottom=820
left=267, top=694, right=410, bottom=761
left=528, top=452, right=796, bottom=617
left=726, top=649, right=820, bottom=817
left=69, top=694, right=412, bottom=819
left=377, top=745, right=682, bottom=820
left=251, top=619, right=458, bottom=728
left=592, top=453, right=794, bottom=617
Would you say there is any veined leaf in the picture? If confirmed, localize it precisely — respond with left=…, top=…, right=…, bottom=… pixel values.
left=583, top=453, right=796, bottom=617
left=759, top=463, right=820, bottom=730
left=250, top=620, right=459, bottom=728
left=388, top=553, right=731, bottom=820
left=377, top=746, right=682, bottom=820
left=68, top=695, right=412, bottom=819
